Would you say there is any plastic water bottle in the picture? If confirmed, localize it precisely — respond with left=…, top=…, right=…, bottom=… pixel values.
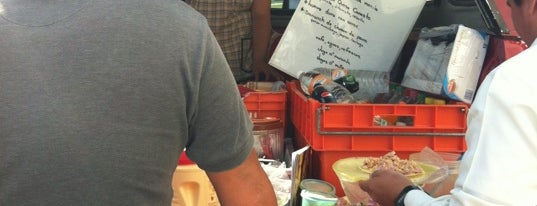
left=324, top=82, right=355, bottom=103
left=297, top=70, right=330, bottom=95
left=313, top=67, right=348, bottom=80
left=388, top=85, right=405, bottom=104
left=298, top=70, right=355, bottom=103
left=314, top=67, right=360, bottom=94
left=311, top=83, right=336, bottom=103
left=348, top=70, right=390, bottom=103
left=334, top=74, right=360, bottom=93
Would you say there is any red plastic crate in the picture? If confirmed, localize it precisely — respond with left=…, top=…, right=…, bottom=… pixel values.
left=287, top=80, right=467, bottom=196
left=242, top=82, right=287, bottom=131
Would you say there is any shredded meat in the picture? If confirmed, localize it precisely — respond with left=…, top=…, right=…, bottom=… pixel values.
left=361, top=151, right=423, bottom=176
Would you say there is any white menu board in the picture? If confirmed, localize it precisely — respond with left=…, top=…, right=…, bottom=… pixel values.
left=269, top=0, right=427, bottom=78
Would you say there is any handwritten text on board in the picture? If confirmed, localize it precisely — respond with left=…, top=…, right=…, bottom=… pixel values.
left=269, top=0, right=426, bottom=78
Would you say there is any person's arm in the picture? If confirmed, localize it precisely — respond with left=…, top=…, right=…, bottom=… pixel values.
left=206, top=150, right=278, bottom=205
left=358, top=169, right=414, bottom=206
left=250, top=0, right=283, bottom=81
left=358, top=170, right=450, bottom=206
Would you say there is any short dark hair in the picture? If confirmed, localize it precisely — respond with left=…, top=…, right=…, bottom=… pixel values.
left=513, top=0, right=522, bottom=6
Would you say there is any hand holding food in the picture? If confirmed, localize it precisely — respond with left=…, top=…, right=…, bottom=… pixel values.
left=358, top=169, right=414, bottom=206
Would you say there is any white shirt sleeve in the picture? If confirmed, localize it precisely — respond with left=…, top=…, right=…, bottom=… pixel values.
left=405, top=39, right=537, bottom=206
left=405, top=190, right=451, bottom=205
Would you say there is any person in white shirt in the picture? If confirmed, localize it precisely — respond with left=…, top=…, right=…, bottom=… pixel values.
left=358, top=0, right=537, bottom=205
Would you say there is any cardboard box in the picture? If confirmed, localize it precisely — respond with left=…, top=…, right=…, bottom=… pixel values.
left=401, top=24, right=489, bottom=104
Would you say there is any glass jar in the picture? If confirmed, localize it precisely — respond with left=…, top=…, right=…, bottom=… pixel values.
left=252, top=117, right=284, bottom=161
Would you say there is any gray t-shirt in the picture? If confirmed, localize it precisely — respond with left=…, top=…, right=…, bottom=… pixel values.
left=0, top=0, right=254, bottom=205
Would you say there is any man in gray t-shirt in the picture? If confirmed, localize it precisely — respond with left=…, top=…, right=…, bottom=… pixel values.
left=0, top=0, right=277, bottom=205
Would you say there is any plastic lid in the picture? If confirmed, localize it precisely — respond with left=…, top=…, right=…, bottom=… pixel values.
left=252, top=117, right=282, bottom=130
left=300, top=179, right=336, bottom=195
left=178, top=151, right=195, bottom=165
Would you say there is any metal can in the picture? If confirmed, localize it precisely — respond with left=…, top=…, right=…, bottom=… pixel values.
left=300, top=190, right=338, bottom=206
left=300, top=179, right=336, bottom=195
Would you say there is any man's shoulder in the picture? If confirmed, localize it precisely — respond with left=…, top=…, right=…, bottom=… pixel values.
left=177, top=1, right=208, bottom=23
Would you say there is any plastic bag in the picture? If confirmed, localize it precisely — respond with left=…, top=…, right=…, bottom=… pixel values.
left=409, top=147, right=449, bottom=185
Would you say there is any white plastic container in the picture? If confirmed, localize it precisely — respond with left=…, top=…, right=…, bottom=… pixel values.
left=171, top=153, right=220, bottom=206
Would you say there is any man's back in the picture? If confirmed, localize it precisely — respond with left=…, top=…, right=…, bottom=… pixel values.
left=0, top=0, right=253, bottom=205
